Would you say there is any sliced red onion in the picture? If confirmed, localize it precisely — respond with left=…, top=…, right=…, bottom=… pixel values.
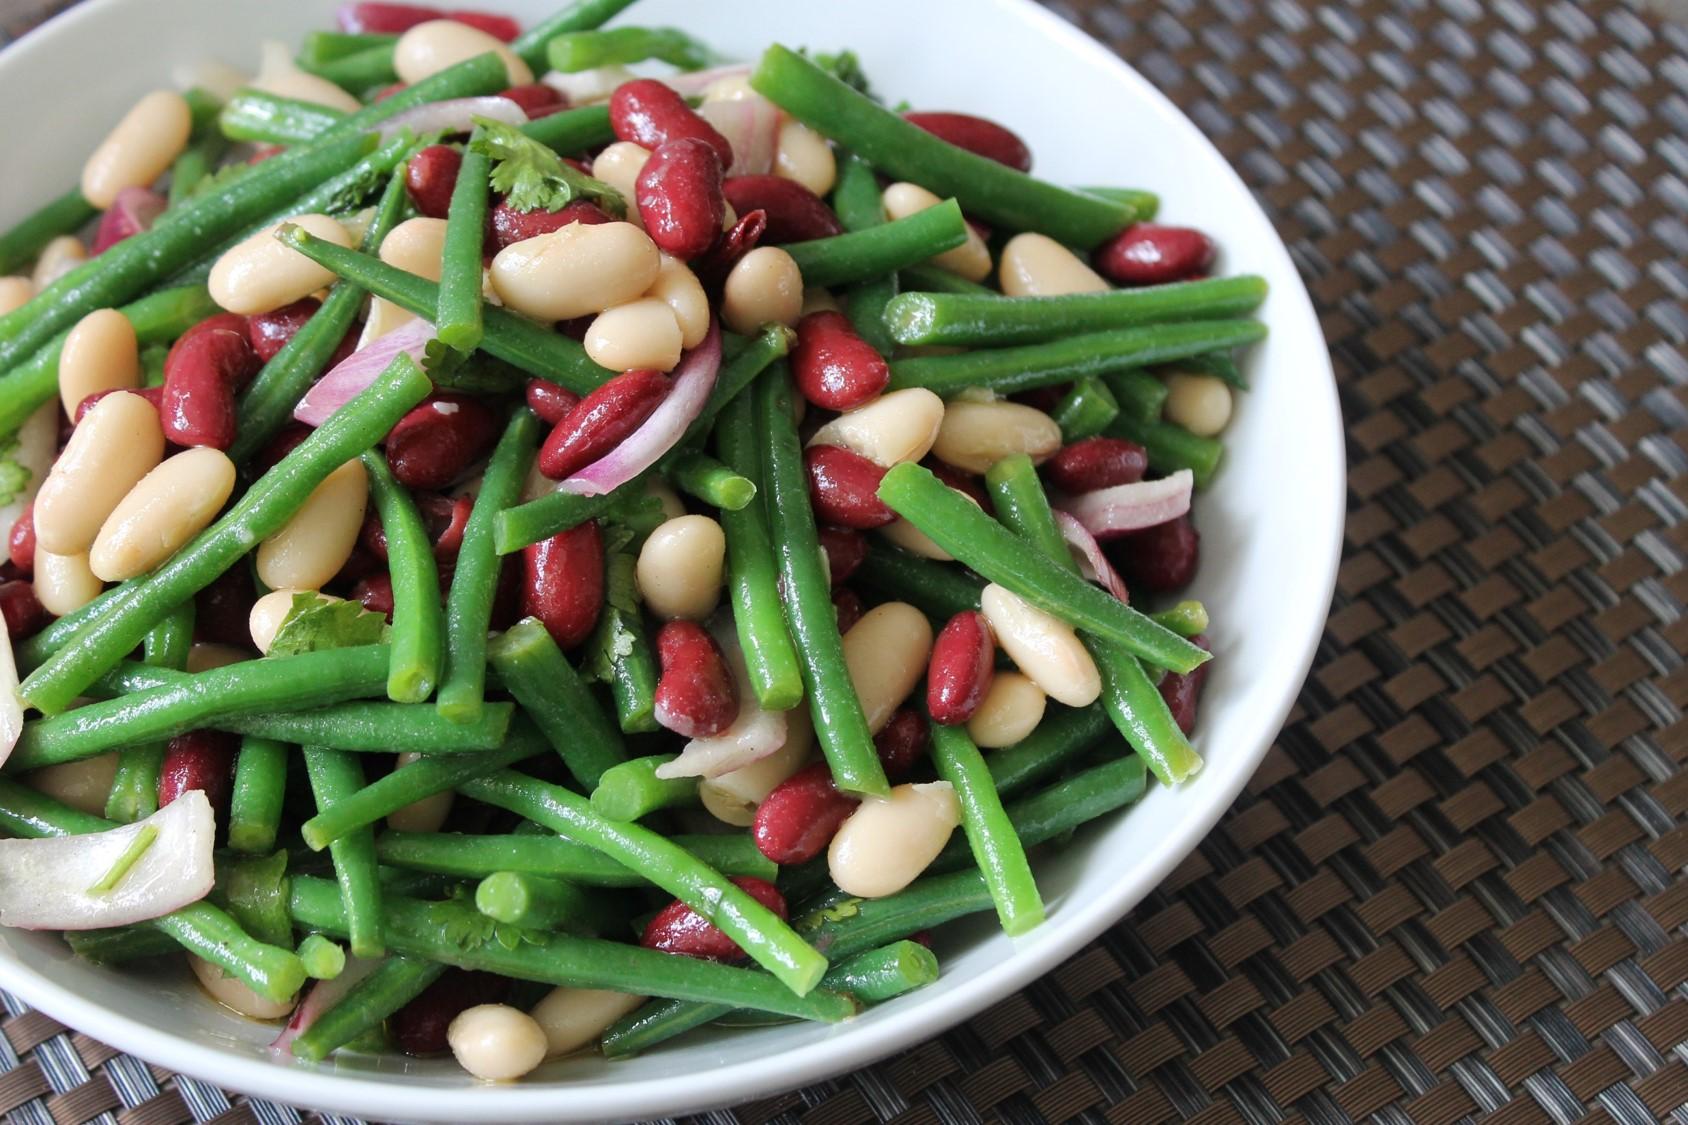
left=557, top=323, right=720, bottom=497
left=696, top=97, right=779, bottom=176
left=0, top=628, right=21, bottom=770
left=0, top=792, right=214, bottom=929
left=657, top=64, right=752, bottom=97
left=92, top=186, right=167, bottom=255
left=655, top=623, right=786, bottom=779
left=270, top=955, right=383, bottom=1055
left=1060, top=470, right=1194, bottom=539
left=378, top=96, right=527, bottom=142
left=295, top=317, right=437, bottom=426
left=1054, top=510, right=1131, bottom=604
left=542, top=65, right=635, bottom=106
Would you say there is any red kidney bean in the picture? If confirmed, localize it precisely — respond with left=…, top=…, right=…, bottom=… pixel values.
left=610, top=78, right=733, bottom=167
left=91, top=187, right=166, bottom=255
left=364, top=492, right=474, bottom=563
left=1158, top=634, right=1211, bottom=734
left=0, top=580, right=50, bottom=641
left=791, top=311, right=890, bottom=412
left=521, top=520, right=603, bottom=649
left=752, top=763, right=858, bottom=865
left=1109, top=512, right=1199, bottom=593
left=1045, top=437, right=1149, bottom=493
left=636, top=138, right=726, bottom=260
left=332, top=543, right=383, bottom=589
left=352, top=572, right=396, bottom=621
left=246, top=298, right=320, bottom=362
left=157, top=730, right=237, bottom=813
left=692, top=207, right=766, bottom=291
left=384, top=393, right=500, bottom=491
left=487, top=553, right=522, bottom=632
left=1093, top=223, right=1216, bottom=286
left=816, top=526, right=866, bottom=587
left=873, top=707, right=929, bottom=779
left=926, top=460, right=989, bottom=507
left=498, top=82, right=568, bottom=118
left=538, top=369, right=670, bottom=480
left=194, top=565, right=255, bottom=647
left=390, top=970, right=512, bottom=1056
left=248, top=145, right=286, bottom=165
left=249, top=422, right=313, bottom=476
left=902, top=111, right=1033, bottom=173
left=524, top=379, right=580, bottom=425
left=371, top=82, right=408, bottom=103
left=161, top=313, right=261, bottom=450
left=1013, top=386, right=1066, bottom=414
left=405, top=144, right=463, bottom=219
left=341, top=3, right=519, bottom=40
left=9, top=505, right=34, bottom=576
left=74, top=385, right=164, bottom=424
left=489, top=197, right=610, bottom=251
left=641, top=876, right=785, bottom=960
left=831, top=586, right=864, bottom=633
left=652, top=620, right=738, bottom=738
left=721, top=175, right=843, bottom=242
left=805, top=445, right=894, bottom=529
left=926, top=610, right=995, bottom=725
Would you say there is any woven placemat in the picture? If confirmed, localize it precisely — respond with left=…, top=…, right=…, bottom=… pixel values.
left=4, top=0, right=1688, bottom=1122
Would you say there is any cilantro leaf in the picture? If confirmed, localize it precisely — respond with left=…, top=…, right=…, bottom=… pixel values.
left=470, top=117, right=626, bottom=217
left=800, top=47, right=875, bottom=100
left=421, top=335, right=470, bottom=385
left=267, top=592, right=388, bottom=657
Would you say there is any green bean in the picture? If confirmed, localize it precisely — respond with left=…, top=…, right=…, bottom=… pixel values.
left=888, top=320, right=1267, bottom=398
left=877, top=463, right=1208, bottom=673
left=510, top=0, right=641, bottom=71
left=474, top=871, right=616, bottom=934
left=459, top=770, right=829, bottom=994
left=855, top=542, right=984, bottom=621
left=0, top=284, right=219, bottom=439
left=289, top=876, right=852, bottom=1020
left=985, top=455, right=1071, bottom=573
left=1051, top=377, right=1119, bottom=442
left=222, top=850, right=292, bottom=947
left=586, top=549, right=660, bottom=734
left=1154, top=600, right=1209, bottom=638
left=219, top=90, right=347, bottom=144
left=168, top=126, right=230, bottom=208
left=1105, top=411, right=1224, bottom=488
left=668, top=451, right=755, bottom=510
left=780, top=200, right=967, bottom=289
left=1078, top=185, right=1159, bottom=220
left=931, top=756, right=1147, bottom=876
left=546, top=26, right=720, bottom=71
left=227, top=737, right=290, bottom=854
left=308, top=45, right=400, bottom=92
left=929, top=723, right=1043, bottom=935
left=884, top=276, right=1268, bottom=348
left=1099, top=648, right=1201, bottom=785
left=362, top=453, right=444, bottom=703
left=520, top=104, right=615, bottom=156
left=376, top=830, right=777, bottom=886
left=714, top=393, right=803, bottom=710
left=590, top=755, right=698, bottom=822
left=752, top=45, right=1134, bottom=247
left=299, top=727, right=545, bottom=850
left=290, top=956, right=444, bottom=1061
left=984, top=704, right=1111, bottom=798
left=13, top=646, right=391, bottom=769
left=20, top=354, right=433, bottom=715
left=713, top=940, right=940, bottom=1028
left=757, top=368, right=887, bottom=798
left=830, top=150, right=897, bottom=356
left=298, top=31, right=397, bottom=66
left=1105, top=369, right=1169, bottom=424
left=0, top=187, right=97, bottom=275
left=0, top=131, right=377, bottom=374
left=0, top=781, right=305, bottom=1002
left=104, top=603, right=194, bottom=823
left=1172, top=347, right=1247, bottom=390
left=303, top=748, right=385, bottom=957
left=213, top=701, right=514, bottom=751
left=899, top=264, right=994, bottom=296
left=297, top=933, right=347, bottom=980
left=438, top=128, right=490, bottom=351
left=486, top=618, right=626, bottom=789
left=330, top=52, right=509, bottom=139
left=66, top=925, right=179, bottom=963
left=229, top=167, right=409, bottom=466
left=275, top=225, right=614, bottom=391
left=139, top=344, right=168, bottom=387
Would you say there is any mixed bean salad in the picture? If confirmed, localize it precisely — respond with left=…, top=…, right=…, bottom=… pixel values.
left=0, top=0, right=1265, bottom=1082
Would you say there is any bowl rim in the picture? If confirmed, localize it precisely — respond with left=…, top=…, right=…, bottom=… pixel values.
left=0, top=0, right=1345, bottom=1119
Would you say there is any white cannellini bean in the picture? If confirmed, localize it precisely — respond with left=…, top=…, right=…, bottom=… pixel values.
left=209, top=214, right=353, bottom=315
left=249, top=588, right=337, bottom=655
left=386, top=752, right=455, bottom=832
left=807, top=388, right=945, bottom=468
left=23, top=753, right=120, bottom=817
left=931, top=399, right=1063, bottom=474
left=997, top=232, right=1109, bottom=297
left=701, top=73, right=759, bottom=102
left=90, top=447, right=236, bottom=582
left=173, top=58, right=248, bottom=103
left=800, top=287, right=841, bottom=316
left=590, top=142, right=651, bottom=223
left=720, top=247, right=803, bottom=335
left=58, top=307, right=140, bottom=417
left=881, top=182, right=991, bottom=282
left=186, top=643, right=249, bottom=673
left=1163, top=372, right=1234, bottom=437
left=190, top=954, right=297, bottom=1019
left=32, top=235, right=86, bottom=289
left=395, top=20, right=533, bottom=87
left=546, top=64, right=636, bottom=105
left=966, top=671, right=1047, bottom=748
left=0, top=277, right=34, bottom=315
left=80, top=90, right=193, bottom=209
left=644, top=477, right=687, bottom=523
left=646, top=255, right=710, bottom=349
left=371, top=213, right=449, bottom=332
left=34, top=390, right=163, bottom=555
left=254, top=40, right=362, bottom=112
left=448, top=1003, right=549, bottom=1081
left=584, top=298, right=684, bottom=373
left=635, top=515, right=726, bottom=621
left=489, top=221, right=660, bottom=322
left=256, top=460, right=368, bottom=591
left=828, top=781, right=960, bottom=898
left=979, top=584, right=1100, bottom=707
left=773, top=119, right=837, bottom=196
left=698, top=709, right=813, bottom=825
left=529, top=987, right=646, bottom=1058
left=33, top=547, right=103, bottom=616
left=878, top=517, right=954, bottom=561
left=842, top=602, right=934, bottom=733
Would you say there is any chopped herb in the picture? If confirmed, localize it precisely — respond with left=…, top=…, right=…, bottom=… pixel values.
left=268, top=592, right=388, bottom=658
left=470, top=117, right=626, bottom=217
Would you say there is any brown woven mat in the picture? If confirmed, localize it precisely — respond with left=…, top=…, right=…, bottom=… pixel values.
left=5, top=0, right=1688, bottom=1122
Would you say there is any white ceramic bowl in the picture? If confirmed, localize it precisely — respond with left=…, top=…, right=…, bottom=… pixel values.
left=0, top=1, right=1342, bottom=1119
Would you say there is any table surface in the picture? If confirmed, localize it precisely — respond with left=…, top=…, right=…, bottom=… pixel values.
left=2, top=1, right=1687, bottom=1122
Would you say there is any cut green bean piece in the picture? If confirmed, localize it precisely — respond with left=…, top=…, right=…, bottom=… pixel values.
left=303, top=748, right=384, bottom=957
left=1106, top=411, right=1225, bottom=487
left=438, top=129, right=490, bottom=351
left=329, top=52, right=509, bottom=139
left=1172, top=347, right=1247, bottom=390
left=855, top=542, right=984, bottom=621
left=375, top=830, right=777, bottom=885
left=291, top=956, right=443, bottom=1061
left=219, top=90, right=347, bottom=144
left=510, top=0, right=640, bottom=70
left=1105, top=368, right=1169, bottom=424
left=985, top=455, right=1072, bottom=575
left=1099, top=647, right=1202, bottom=785
left=590, top=755, right=698, bottom=821
left=297, top=933, right=347, bottom=980
left=362, top=453, right=444, bottom=703
left=1078, top=185, right=1159, bottom=220
left=715, top=939, right=940, bottom=1028
left=104, top=602, right=194, bottom=823
left=521, top=103, right=616, bottom=155
left=899, top=264, right=994, bottom=296
left=669, top=451, right=755, bottom=511
left=168, top=131, right=231, bottom=208
left=1154, top=600, right=1209, bottom=638
left=1051, top=377, right=1120, bottom=442
left=780, top=200, right=968, bottom=290
left=299, top=31, right=397, bottom=66
left=487, top=618, right=626, bottom=789
left=930, top=723, right=1043, bottom=935
left=985, top=705, right=1111, bottom=798
left=228, top=737, right=289, bottom=854
left=930, top=756, right=1147, bottom=877
left=66, top=926, right=179, bottom=964
left=474, top=871, right=616, bottom=934
left=587, top=549, right=659, bottom=735
left=0, top=187, right=97, bottom=275
left=831, top=150, right=898, bottom=357
left=308, top=44, right=400, bottom=91
left=546, top=26, right=720, bottom=71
